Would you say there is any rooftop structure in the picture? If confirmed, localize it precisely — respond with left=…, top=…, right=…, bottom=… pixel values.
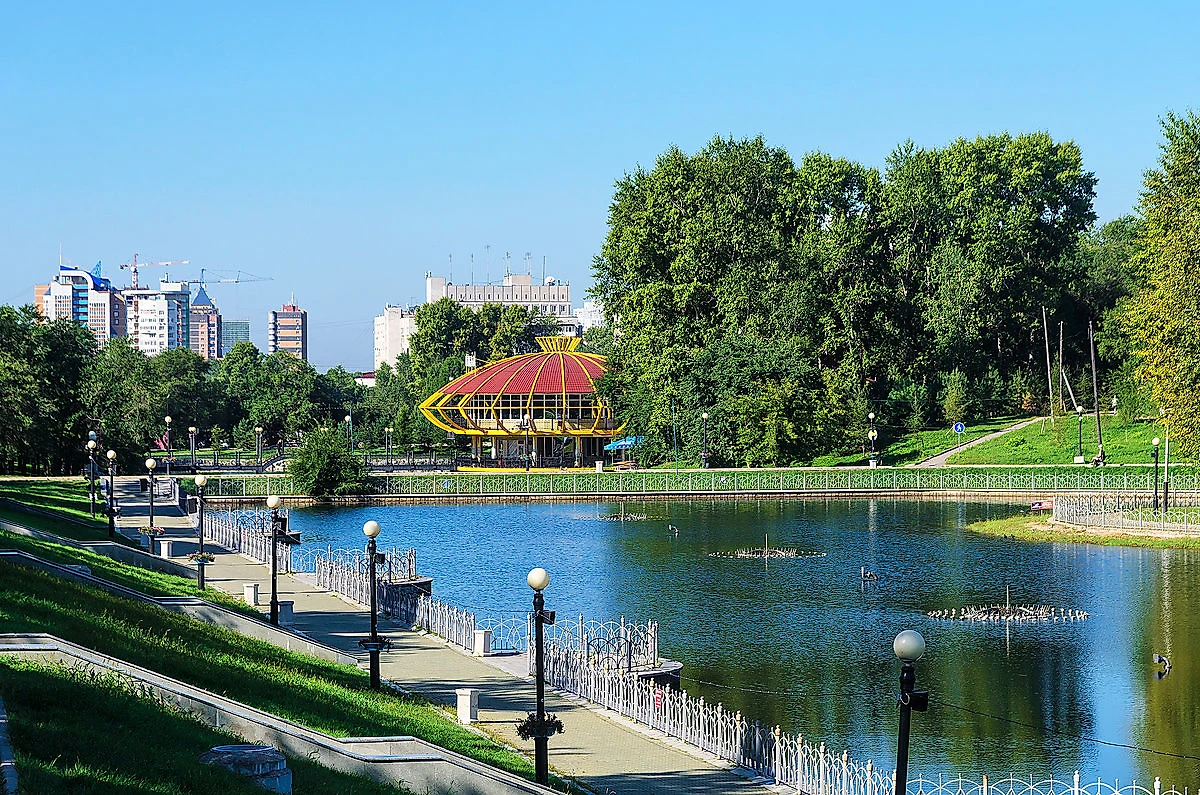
left=124, top=278, right=191, bottom=355
left=426, top=273, right=578, bottom=334
left=35, top=265, right=126, bottom=344
left=419, top=336, right=619, bottom=465
left=189, top=285, right=222, bottom=360
left=267, top=302, right=308, bottom=360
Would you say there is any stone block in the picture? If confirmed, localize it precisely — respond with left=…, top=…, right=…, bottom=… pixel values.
left=244, top=583, right=259, bottom=606
left=199, top=744, right=291, bottom=794
left=455, top=688, right=479, bottom=724
left=472, top=628, right=492, bottom=656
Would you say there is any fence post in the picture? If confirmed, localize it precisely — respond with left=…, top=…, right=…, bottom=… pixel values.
left=772, top=725, right=782, bottom=783
left=841, top=750, right=849, bottom=795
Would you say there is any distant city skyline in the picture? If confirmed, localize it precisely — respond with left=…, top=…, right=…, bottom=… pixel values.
left=3, top=2, right=1197, bottom=370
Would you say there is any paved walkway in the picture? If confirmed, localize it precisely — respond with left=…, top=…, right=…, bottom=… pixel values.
left=913, top=417, right=1042, bottom=468
left=110, top=477, right=769, bottom=795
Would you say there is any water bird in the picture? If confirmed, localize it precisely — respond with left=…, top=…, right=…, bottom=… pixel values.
left=668, top=524, right=679, bottom=538
left=1154, top=653, right=1171, bottom=679
left=860, top=567, right=879, bottom=581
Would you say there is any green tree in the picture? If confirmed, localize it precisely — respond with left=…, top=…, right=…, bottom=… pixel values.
left=1116, top=110, right=1200, bottom=455
left=288, top=428, right=367, bottom=496
left=942, top=369, right=970, bottom=424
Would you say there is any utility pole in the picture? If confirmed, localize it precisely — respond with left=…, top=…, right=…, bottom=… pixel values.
left=1058, top=321, right=1065, bottom=412
left=1042, top=307, right=1053, bottom=420
left=1089, top=321, right=1104, bottom=462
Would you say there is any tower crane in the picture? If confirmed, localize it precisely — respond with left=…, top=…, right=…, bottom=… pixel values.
left=186, top=268, right=273, bottom=287
left=119, top=253, right=190, bottom=289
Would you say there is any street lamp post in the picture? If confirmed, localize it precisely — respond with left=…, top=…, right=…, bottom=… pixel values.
left=523, top=413, right=532, bottom=471
left=145, top=457, right=158, bottom=535
left=194, top=474, right=208, bottom=589
left=868, top=412, right=879, bottom=466
left=1152, top=437, right=1161, bottom=514
left=701, top=412, right=709, bottom=468
left=255, top=426, right=264, bottom=468
left=345, top=414, right=353, bottom=452
left=527, top=567, right=555, bottom=785
left=359, top=520, right=386, bottom=689
left=266, top=495, right=282, bottom=625
left=893, top=630, right=928, bottom=794
left=86, top=438, right=98, bottom=518
left=188, top=426, right=197, bottom=470
left=385, top=427, right=394, bottom=468
left=106, top=450, right=117, bottom=538
left=1076, top=405, right=1085, bottom=460
left=164, top=416, right=172, bottom=475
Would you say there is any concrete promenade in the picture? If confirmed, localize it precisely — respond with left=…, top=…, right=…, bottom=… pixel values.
left=111, top=476, right=769, bottom=795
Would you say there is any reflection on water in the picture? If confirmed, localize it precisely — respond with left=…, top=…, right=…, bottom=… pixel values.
left=290, top=498, right=1200, bottom=785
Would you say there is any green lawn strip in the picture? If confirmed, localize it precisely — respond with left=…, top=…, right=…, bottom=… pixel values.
left=0, top=560, right=541, bottom=785
left=0, top=528, right=261, bottom=619
left=963, top=512, right=1200, bottom=550
left=809, top=415, right=1028, bottom=467
left=0, top=478, right=108, bottom=528
left=948, top=416, right=1191, bottom=466
left=0, top=503, right=126, bottom=545
left=0, top=657, right=412, bottom=795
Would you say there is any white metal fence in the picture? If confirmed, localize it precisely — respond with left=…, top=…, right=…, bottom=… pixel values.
left=307, top=547, right=418, bottom=609
left=1052, top=493, right=1200, bottom=536
left=204, top=510, right=292, bottom=572
left=390, top=591, right=477, bottom=651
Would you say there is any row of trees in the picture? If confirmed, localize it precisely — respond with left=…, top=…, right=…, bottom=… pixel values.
left=0, top=299, right=557, bottom=475
left=590, top=120, right=1194, bottom=466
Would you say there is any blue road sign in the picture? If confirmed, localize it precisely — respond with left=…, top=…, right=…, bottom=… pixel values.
left=953, top=422, right=966, bottom=434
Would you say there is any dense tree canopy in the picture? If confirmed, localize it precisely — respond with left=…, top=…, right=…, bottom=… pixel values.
left=592, top=133, right=1108, bottom=465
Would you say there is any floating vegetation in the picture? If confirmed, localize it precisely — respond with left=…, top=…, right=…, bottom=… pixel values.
left=709, top=535, right=826, bottom=560
left=927, top=587, right=1089, bottom=623
left=597, top=513, right=652, bottom=522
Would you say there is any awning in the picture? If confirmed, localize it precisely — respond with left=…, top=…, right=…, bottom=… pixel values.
left=604, top=435, right=644, bottom=452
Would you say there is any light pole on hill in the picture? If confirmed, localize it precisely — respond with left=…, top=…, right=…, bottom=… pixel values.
left=255, top=426, right=264, bottom=467
left=1076, top=405, right=1085, bottom=460
left=528, top=567, right=556, bottom=785
left=523, top=413, right=532, bottom=471
left=145, top=457, right=158, bottom=532
left=267, top=494, right=282, bottom=625
left=188, top=426, right=197, bottom=470
left=359, top=519, right=387, bottom=689
left=385, top=427, right=394, bottom=467
left=194, top=474, right=209, bottom=589
left=106, top=450, right=117, bottom=538
left=1152, top=437, right=1161, bottom=514
left=86, top=438, right=98, bottom=518
left=701, top=412, right=709, bottom=468
left=345, top=414, right=353, bottom=452
left=164, top=415, right=172, bottom=475
left=893, top=630, right=928, bottom=794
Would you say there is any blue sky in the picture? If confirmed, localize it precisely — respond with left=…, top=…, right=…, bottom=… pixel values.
left=2, top=2, right=1196, bottom=370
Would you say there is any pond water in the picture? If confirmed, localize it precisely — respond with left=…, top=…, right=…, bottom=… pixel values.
left=289, top=498, right=1200, bottom=786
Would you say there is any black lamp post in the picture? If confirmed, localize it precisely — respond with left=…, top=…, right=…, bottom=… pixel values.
left=893, top=629, right=928, bottom=795
left=359, top=519, right=387, bottom=689
left=188, top=426, right=197, bottom=470
left=194, top=474, right=208, bottom=589
left=266, top=494, right=282, bottom=625
left=255, top=426, right=264, bottom=468
left=527, top=566, right=555, bottom=785
left=164, top=415, right=172, bottom=475
left=701, top=412, right=709, bottom=468
left=868, top=412, right=879, bottom=465
left=385, top=427, right=394, bottom=468
left=145, top=457, right=157, bottom=531
left=345, top=414, right=353, bottom=453
left=523, top=413, right=532, bottom=472
left=1152, top=437, right=1161, bottom=514
left=86, top=437, right=98, bottom=518
left=106, top=450, right=117, bottom=538
left=1076, top=405, right=1085, bottom=460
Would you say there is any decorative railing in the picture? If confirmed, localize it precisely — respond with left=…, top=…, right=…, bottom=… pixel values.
left=302, top=546, right=418, bottom=607
left=204, top=510, right=292, bottom=571
left=538, top=615, right=659, bottom=674
left=389, top=591, right=477, bottom=651
left=904, top=774, right=1183, bottom=795
left=1053, top=493, right=1200, bottom=535
left=200, top=467, right=1200, bottom=499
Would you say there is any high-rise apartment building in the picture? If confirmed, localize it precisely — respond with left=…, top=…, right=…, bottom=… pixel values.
left=221, top=320, right=251, bottom=355
left=188, top=286, right=222, bottom=360
left=267, top=302, right=307, bottom=360
left=373, top=304, right=417, bottom=370
left=35, top=266, right=127, bottom=344
left=125, top=279, right=191, bottom=356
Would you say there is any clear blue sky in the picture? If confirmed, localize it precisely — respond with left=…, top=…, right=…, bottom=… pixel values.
left=2, top=2, right=1195, bottom=370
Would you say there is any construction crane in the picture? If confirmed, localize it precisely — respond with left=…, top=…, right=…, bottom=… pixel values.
left=119, top=253, right=190, bottom=289
left=186, top=268, right=273, bottom=287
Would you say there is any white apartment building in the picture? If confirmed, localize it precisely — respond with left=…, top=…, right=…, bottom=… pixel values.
left=426, top=273, right=573, bottom=318
left=35, top=266, right=126, bottom=343
left=373, top=305, right=418, bottom=370
left=573, top=299, right=605, bottom=331
left=125, top=280, right=191, bottom=355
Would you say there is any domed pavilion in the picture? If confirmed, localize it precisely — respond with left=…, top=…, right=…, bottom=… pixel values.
left=419, top=337, right=620, bottom=466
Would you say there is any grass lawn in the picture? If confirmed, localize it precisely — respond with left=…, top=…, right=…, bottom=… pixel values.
left=0, top=657, right=411, bottom=794
left=0, top=560, right=544, bottom=786
left=0, top=528, right=261, bottom=619
left=964, top=512, right=1200, bottom=550
left=0, top=477, right=107, bottom=528
left=948, top=415, right=1189, bottom=465
left=810, top=415, right=1028, bottom=467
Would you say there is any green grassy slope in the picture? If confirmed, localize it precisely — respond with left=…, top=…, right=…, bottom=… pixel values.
left=948, top=416, right=1189, bottom=465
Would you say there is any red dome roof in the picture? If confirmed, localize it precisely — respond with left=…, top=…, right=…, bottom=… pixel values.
left=436, top=339, right=605, bottom=397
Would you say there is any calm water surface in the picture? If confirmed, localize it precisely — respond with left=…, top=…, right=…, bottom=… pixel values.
left=289, top=498, right=1200, bottom=785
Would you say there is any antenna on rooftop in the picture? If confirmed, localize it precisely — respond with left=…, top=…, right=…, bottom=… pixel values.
left=470, top=253, right=474, bottom=284
left=485, top=244, right=491, bottom=285
left=448, top=253, right=453, bottom=282
left=525, top=251, right=532, bottom=275
left=505, top=251, right=511, bottom=276
left=542, top=255, right=546, bottom=284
